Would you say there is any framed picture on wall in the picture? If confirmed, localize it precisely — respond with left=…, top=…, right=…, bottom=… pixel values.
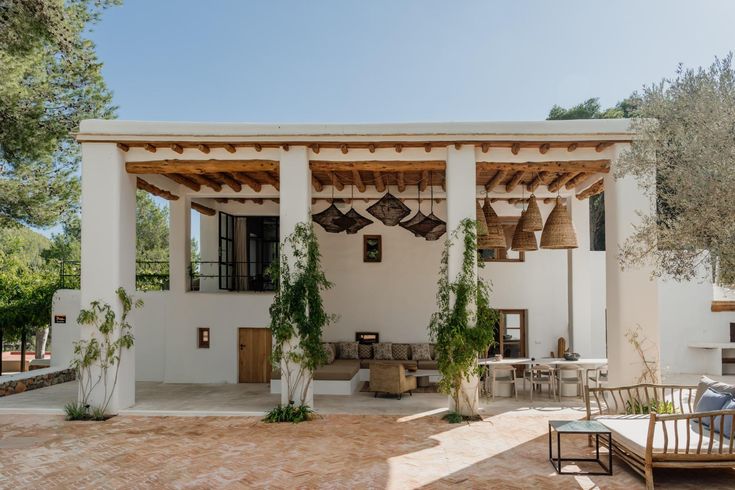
left=363, top=235, right=382, bottom=263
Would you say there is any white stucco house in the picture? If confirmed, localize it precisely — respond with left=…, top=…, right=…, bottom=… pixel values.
left=50, top=119, right=735, bottom=412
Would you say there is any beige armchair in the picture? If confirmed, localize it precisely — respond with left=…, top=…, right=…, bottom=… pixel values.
left=369, top=362, right=417, bottom=399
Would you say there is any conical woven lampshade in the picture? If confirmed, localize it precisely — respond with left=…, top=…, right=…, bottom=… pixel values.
left=478, top=198, right=507, bottom=249
left=522, top=195, right=543, bottom=232
left=511, top=211, right=538, bottom=251
left=540, top=198, right=578, bottom=249
left=476, top=199, right=489, bottom=236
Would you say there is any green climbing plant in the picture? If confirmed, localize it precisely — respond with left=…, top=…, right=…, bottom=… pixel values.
left=266, top=222, right=335, bottom=420
left=66, top=287, right=142, bottom=420
left=429, top=218, right=499, bottom=421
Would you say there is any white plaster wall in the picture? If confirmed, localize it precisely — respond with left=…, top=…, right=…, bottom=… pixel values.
left=50, top=290, right=81, bottom=369
left=589, top=252, right=607, bottom=359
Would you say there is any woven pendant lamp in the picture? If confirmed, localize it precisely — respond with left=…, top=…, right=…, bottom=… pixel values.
left=511, top=211, right=538, bottom=251
left=478, top=198, right=507, bottom=249
left=476, top=199, right=489, bottom=236
left=522, top=194, right=543, bottom=232
left=540, top=197, right=578, bottom=249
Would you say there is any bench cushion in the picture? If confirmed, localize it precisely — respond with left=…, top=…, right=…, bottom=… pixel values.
left=417, top=360, right=438, bottom=370
left=271, top=359, right=360, bottom=381
left=596, top=415, right=731, bottom=455
left=366, top=359, right=417, bottom=370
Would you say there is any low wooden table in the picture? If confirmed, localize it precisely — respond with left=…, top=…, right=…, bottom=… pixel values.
left=548, top=420, right=612, bottom=476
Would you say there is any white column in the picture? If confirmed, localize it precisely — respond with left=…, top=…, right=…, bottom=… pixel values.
left=80, top=142, right=137, bottom=412
left=605, top=145, right=660, bottom=386
left=445, top=145, right=480, bottom=415
left=568, top=196, right=592, bottom=356
left=278, top=146, right=313, bottom=406
left=169, top=193, right=191, bottom=293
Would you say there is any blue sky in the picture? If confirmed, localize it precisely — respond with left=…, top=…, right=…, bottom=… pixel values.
left=41, top=0, right=734, bottom=238
left=90, top=0, right=735, bottom=122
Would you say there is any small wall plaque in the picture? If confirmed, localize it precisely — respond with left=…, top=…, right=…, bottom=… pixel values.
left=54, top=315, right=66, bottom=324
left=363, top=235, right=382, bottom=263
left=198, top=327, right=210, bottom=349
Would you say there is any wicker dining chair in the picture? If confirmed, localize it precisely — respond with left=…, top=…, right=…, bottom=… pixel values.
left=523, top=364, right=557, bottom=401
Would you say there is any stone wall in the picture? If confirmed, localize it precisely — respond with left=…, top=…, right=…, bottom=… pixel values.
left=0, top=368, right=75, bottom=397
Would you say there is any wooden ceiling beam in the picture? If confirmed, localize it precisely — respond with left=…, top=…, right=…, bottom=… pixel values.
left=170, top=144, right=184, bottom=154
left=539, top=143, right=550, bottom=154
left=165, top=173, right=200, bottom=191
left=564, top=172, right=591, bottom=189
left=191, top=202, right=216, bottom=216
left=258, top=171, right=280, bottom=191
left=419, top=170, right=429, bottom=192
left=576, top=179, right=604, bottom=200
left=373, top=171, right=385, bottom=192
left=215, top=172, right=242, bottom=192
left=311, top=176, right=324, bottom=192
left=548, top=172, right=578, bottom=193
left=189, top=173, right=222, bottom=191
left=505, top=171, right=526, bottom=192
left=311, top=143, right=320, bottom=154
left=224, top=144, right=236, bottom=153
left=144, top=143, right=156, bottom=153
left=511, top=143, right=520, bottom=155
left=396, top=172, right=406, bottom=192
left=232, top=172, right=262, bottom=192
left=125, top=159, right=278, bottom=175
left=485, top=170, right=506, bottom=192
left=197, top=144, right=210, bottom=154
left=567, top=143, right=578, bottom=152
left=310, top=160, right=445, bottom=173
left=136, top=178, right=179, bottom=200
left=329, top=171, right=344, bottom=191
left=352, top=170, right=365, bottom=192
left=596, top=142, right=614, bottom=152
left=476, top=160, right=609, bottom=174
left=117, top=143, right=129, bottom=152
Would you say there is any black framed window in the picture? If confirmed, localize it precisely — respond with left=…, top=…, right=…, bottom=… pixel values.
left=218, top=213, right=278, bottom=292
left=247, top=217, right=279, bottom=291
left=219, top=212, right=235, bottom=290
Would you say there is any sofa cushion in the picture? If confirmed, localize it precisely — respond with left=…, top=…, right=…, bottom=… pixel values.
left=392, top=343, right=410, bottom=360
left=714, top=398, right=735, bottom=436
left=358, top=343, right=373, bottom=359
left=374, top=343, right=393, bottom=360
left=596, top=415, right=730, bottom=454
left=411, top=343, right=432, bottom=361
left=323, top=342, right=336, bottom=364
left=417, top=360, right=438, bottom=370
left=338, top=341, right=359, bottom=360
left=313, top=359, right=360, bottom=381
left=695, top=376, right=735, bottom=406
left=695, top=388, right=731, bottom=429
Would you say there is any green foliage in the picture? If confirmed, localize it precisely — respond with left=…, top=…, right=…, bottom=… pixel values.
left=1, top=0, right=120, bottom=228
left=617, top=54, right=735, bottom=287
left=71, top=287, right=142, bottom=417
left=63, top=401, right=89, bottom=420
left=429, top=218, right=499, bottom=416
left=262, top=403, right=315, bottom=423
left=267, top=222, right=335, bottom=405
left=443, top=412, right=464, bottom=424
left=547, top=97, right=640, bottom=120
left=625, top=399, right=676, bottom=415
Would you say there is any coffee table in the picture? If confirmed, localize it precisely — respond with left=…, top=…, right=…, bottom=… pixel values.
left=548, top=420, right=612, bottom=475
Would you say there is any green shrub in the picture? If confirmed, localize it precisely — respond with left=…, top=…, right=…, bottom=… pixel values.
left=64, top=402, right=90, bottom=420
left=625, top=399, right=676, bottom=415
left=263, top=403, right=315, bottom=423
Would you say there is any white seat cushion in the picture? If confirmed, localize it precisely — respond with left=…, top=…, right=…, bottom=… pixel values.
left=595, top=415, right=731, bottom=455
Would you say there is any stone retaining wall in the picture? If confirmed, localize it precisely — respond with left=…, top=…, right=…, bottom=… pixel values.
left=0, top=368, right=75, bottom=397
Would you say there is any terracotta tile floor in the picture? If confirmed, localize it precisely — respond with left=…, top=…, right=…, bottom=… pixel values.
left=2, top=411, right=734, bottom=489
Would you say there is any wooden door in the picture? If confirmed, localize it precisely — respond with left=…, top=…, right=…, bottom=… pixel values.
left=238, top=328, right=272, bottom=383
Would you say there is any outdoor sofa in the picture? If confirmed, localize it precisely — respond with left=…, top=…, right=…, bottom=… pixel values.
left=585, top=377, right=735, bottom=489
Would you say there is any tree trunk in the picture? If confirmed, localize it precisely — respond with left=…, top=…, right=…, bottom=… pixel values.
left=20, top=329, right=27, bottom=372
left=35, top=327, right=49, bottom=359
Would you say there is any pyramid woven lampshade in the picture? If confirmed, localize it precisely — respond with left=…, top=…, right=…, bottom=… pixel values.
left=478, top=198, right=507, bottom=249
left=366, top=192, right=411, bottom=226
left=313, top=203, right=353, bottom=233
left=337, top=208, right=373, bottom=234
left=522, top=195, right=543, bottom=232
left=511, top=211, right=538, bottom=251
left=540, top=197, right=578, bottom=249
left=476, top=199, right=489, bottom=236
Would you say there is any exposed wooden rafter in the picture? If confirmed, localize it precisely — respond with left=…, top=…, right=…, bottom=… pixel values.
left=144, top=143, right=156, bottom=153
left=215, top=172, right=242, bottom=192
left=564, top=172, right=590, bottom=189
left=310, top=160, right=445, bottom=173
left=548, top=172, right=577, bottom=193
left=329, top=171, right=344, bottom=191
left=505, top=171, right=525, bottom=192
left=311, top=176, right=324, bottom=192
left=419, top=170, right=429, bottom=192
left=526, top=171, right=550, bottom=192
left=476, top=160, right=609, bottom=174
left=511, top=143, right=520, bottom=155
left=136, top=178, right=179, bottom=200
left=396, top=172, right=406, bottom=192
left=117, top=143, right=129, bottom=152
left=191, top=202, right=216, bottom=216
left=539, top=143, right=550, bottom=154
left=166, top=173, right=200, bottom=191
left=373, top=171, right=385, bottom=192
left=170, top=144, right=183, bottom=154
left=576, top=179, right=604, bottom=200
left=352, top=170, right=365, bottom=192
left=232, top=172, right=262, bottom=192
left=258, top=172, right=280, bottom=191
left=485, top=170, right=506, bottom=192
left=190, top=173, right=222, bottom=191
left=197, top=144, right=210, bottom=154
left=224, top=144, right=236, bottom=153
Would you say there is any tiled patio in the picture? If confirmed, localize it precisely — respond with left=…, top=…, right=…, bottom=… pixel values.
left=2, top=409, right=734, bottom=489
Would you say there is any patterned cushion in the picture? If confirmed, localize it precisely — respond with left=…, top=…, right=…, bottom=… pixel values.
left=358, top=343, right=373, bottom=359
left=411, top=343, right=432, bottom=361
left=338, top=342, right=359, bottom=360
left=322, top=343, right=336, bottom=364
left=392, top=343, right=410, bottom=360
left=373, top=343, right=393, bottom=360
